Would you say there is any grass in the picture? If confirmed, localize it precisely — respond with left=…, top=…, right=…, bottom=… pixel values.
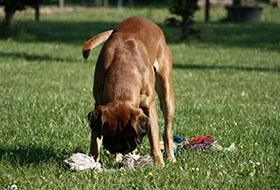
left=0, top=4, right=280, bottom=190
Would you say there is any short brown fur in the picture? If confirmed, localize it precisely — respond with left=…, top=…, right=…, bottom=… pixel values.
left=84, top=16, right=175, bottom=168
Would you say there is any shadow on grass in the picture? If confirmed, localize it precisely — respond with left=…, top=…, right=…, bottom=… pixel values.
left=0, top=145, right=85, bottom=167
left=0, top=21, right=118, bottom=45
left=1, top=19, right=280, bottom=53
left=193, top=22, right=280, bottom=52
left=0, top=145, right=123, bottom=170
left=173, top=64, right=280, bottom=72
left=0, top=51, right=76, bottom=63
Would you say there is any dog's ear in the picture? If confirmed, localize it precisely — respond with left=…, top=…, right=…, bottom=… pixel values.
left=88, top=110, right=100, bottom=127
left=131, top=110, right=150, bottom=144
left=88, top=108, right=106, bottom=139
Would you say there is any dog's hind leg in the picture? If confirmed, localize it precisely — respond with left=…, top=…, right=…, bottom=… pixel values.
left=154, top=43, right=176, bottom=163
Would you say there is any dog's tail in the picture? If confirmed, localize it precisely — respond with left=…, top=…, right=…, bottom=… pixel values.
left=82, top=30, right=113, bottom=59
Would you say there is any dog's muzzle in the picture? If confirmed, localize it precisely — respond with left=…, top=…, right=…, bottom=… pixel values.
left=103, top=136, right=137, bottom=155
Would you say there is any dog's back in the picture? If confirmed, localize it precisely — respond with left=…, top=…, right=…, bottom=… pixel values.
left=100, top=16, right=164, bottom=68
left=113, top=16, right=164, bottom=53
left=97, top=17, right=162, bottom=104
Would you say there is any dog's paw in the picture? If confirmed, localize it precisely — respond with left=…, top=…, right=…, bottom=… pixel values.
left=155, top=160, right=165, bottom=168
left=168, top=156, right=176, bottom=163
left=115, top=153, right=123, bottom=162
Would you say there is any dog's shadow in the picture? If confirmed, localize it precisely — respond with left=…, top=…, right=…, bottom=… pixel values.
left=0, top=145, right=86, bottom=168
left=0, top=144, right=144, bottom=171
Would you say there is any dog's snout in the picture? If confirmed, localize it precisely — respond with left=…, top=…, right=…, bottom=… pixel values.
left=103, top=137, right=137, bottom=154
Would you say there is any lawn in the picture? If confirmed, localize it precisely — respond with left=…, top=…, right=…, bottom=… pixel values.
left=0, top=4, right=279, bottom=189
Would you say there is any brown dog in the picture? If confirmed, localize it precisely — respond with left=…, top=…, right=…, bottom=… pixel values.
left=83, top=16, right=175, bottom=168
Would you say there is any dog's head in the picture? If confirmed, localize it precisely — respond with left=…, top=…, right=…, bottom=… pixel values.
left=88, top=103, right=150, bottom=154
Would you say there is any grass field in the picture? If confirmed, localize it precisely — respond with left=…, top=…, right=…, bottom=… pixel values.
left=0, top=4, right=280, bottom=189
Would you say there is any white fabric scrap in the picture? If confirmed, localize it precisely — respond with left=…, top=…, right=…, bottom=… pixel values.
left=64, top=153, right=102, bottom=172
left=212, top=141, right=237, bottom=152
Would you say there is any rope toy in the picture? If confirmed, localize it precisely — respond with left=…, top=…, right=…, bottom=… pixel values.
left=63, top=152, right=153, bottom=172
left=64, top=135, right=236, bottom=172
left=170, top=135, right=236, bottom=156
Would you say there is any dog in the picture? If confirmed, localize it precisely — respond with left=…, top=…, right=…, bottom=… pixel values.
left=83, top=16, right=175, bottom=168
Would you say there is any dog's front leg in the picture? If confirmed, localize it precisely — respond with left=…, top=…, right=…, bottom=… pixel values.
left=148, top=101, right=165, bottom=168
left=89, top=130, right=102, bottom=162
left=115, top=153, right=123, bottom=162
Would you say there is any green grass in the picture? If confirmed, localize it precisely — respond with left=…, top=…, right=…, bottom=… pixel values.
left=0, top=5, right=280, bottom=189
